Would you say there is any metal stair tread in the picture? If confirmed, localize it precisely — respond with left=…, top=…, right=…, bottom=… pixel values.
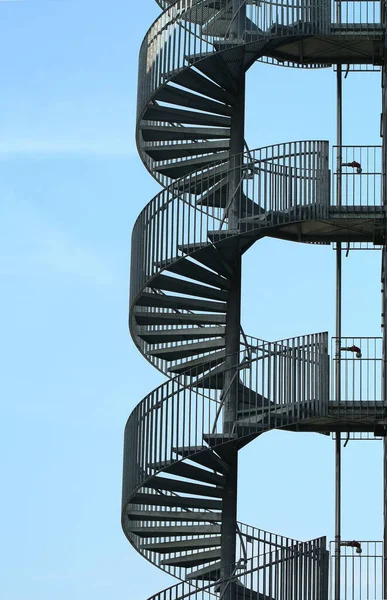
left=130, top=492, right=222, bottom=510
left=136, top=292, right=227, bottom=313
left=127, top=525, right=222, bottom=537
left=168, top=67, right=235, bottom=105
left=145, top=475, right=224, bottom=497
left=143, top=104, right=231, bottom=128
left=139, top=536, right=221, bottom=553
left=197, top=182, right=264, bottom=217
left=149, top=338, right=225, bottom=360
left=168, top=349, right=226, bottom=375
left=185, top=561, right=221, bottom=581
left=140, top=124, right=231, bottom=142
left=203, top=433, right=237, bottom=447
left=138, top=326, right=226, bottom=344
left=176, top=244, right=232, bottom=278
left=173, top=446, right=228, bottom=474
left=134, top=311, right=227, bottom=326
left=160, top=548, right=221, bottom=568
left=150, top=273, right=228, bottom=301
left=202, top=14, right=259, bottom=37
left=174, top=162, right=230, bottom=195
left=154, top=151, right=229, bottom=178
left=185, top=52, right=238, bottom=93
left=156, top=257, right=230, bottom=290
left=155, top=84, right=233, bottom=116
left=143, top=139, right=230, bottom=160
left=147, top=459, right=226, bottom=485
left=126, top=510, right=222, bottom=523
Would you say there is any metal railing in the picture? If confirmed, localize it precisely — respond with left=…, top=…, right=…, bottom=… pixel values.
left=232, top=332, right=329, bottom=435
left=123, top=334, right=329, bottom=501
left=329, top=540, right=383, bottom=600
left=144, top=537, right=328, bottom=600
left=331, top=146, right=382, bottom=208
left=130, top=141, right=329, bottom=361
left=331, top=0, right=382, bottom=30
left=138, top=0, right=333, bottom=114
left=331, top=337, right=382, bottom=404
left=138, top=0, right=383, bottom=136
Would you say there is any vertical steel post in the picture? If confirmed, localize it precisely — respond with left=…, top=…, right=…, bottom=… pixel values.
left=334, top=51, right=343, bottom=600
left=221, top=3, right=246, bottom=596
left=382, top=26, right=387, bottom=593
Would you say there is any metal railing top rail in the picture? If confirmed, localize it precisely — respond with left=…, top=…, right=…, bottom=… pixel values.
left=137, top=0, right=383, bottom=125
left=331, top=145, right=382, bottom=208
left=328, top=540, right=383, bottom=600
left=144, top=536, right=328, bottom=600
left=130, top=140, right=329, bottom=377
left=130, top=139, right=329, bottom=299
left=330, top=336, right=383, bottom=407
left=122, top=332, right=329, bottom=506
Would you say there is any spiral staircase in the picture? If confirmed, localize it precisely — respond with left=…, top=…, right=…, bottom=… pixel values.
left=122, top=1, right=387, bottom=598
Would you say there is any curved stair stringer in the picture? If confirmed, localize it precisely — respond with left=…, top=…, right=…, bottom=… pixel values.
left=126, top=3, right=342, bottom=598
left=129, top=136, right=332, bottom=385
left=139, top=535, right=330, bottom=600
left=136, top=0, right=335, bottom=188
left=122, top=368, right=329, bottom=589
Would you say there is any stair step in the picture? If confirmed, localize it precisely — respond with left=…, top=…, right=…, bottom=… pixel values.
left=127, top=509, right=222, bottom=522
left=186, top=53, right=237, bottom=93
left=134, top=310, right=226, bottom=326
left=173, top=446, right=228, bottom=474
left=146, top=476, right=223, bottom=497
left=148, top=459, right=226, bottom=486
left=138, top=326, right=226, bottom=344
left=197, top=182, right=263, bottom=217
left=143, top=104, right=231, bottom=128
left=177, top=244, right=232, bottom=278
left=237, top=384, right=273, bottom=409
left=202, top=14, right=259, bottom=37
left=195, top=364, right=226, bottom=390
left=215, top=582, right=268, bottom=600
left=174, top=162, right=229, bottom=195
left=168, top=349, right=226, bottom=375
left=136, top=292, right=227, bottom=313
left=159, top=257, right=230, bottom=290
left=203, top=433, right=237, bottom=447
left=207, top=229, right=240, bottom=246
left=127, top=525, right=221, bottom=537
left=155, top=85, right=232, bottom=116
left=169, top=67, right=235, bottom=105
left=140, top=536, right=221, bottom=553
left=237, top=403, right=297, bottom=427
left=149, top=338, right=225, bottom=361
left=150, top=273, right=228, bottom=301
left=140, top=124, right=231, bottom=142
left=185, top=561, right=221, bottom=581
left=160, top=548, right=221, bottom=568
left=154, top=151, right=229, bottom=178
left=143, top=139, right=230, bottom=160
left=130, top=493, right=222, bottom=510
left=181, top=3, right=220, bottom=27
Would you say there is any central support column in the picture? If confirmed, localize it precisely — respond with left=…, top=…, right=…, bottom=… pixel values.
left=334, top=61, right=343, bottom=600
left=381, top=33, right=387, bottom=597
left=220, top=55, right=246, bottom=598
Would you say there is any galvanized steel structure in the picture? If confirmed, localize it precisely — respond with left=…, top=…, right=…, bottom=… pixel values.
left=123, top=1, right=387, bottom=598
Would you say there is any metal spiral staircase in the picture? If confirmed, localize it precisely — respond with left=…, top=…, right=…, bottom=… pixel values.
left=122, top=1, right=387, bottom=598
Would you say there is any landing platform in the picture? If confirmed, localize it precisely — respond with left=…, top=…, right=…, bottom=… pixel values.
left=239, top=205, right=385, bottom=245
left=264, top=26, right=384, bottom=66
left=294, top=401, right=387, bottom=433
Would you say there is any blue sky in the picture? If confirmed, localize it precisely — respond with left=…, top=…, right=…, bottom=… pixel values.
left=0, top=1, right=384, bottom=599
